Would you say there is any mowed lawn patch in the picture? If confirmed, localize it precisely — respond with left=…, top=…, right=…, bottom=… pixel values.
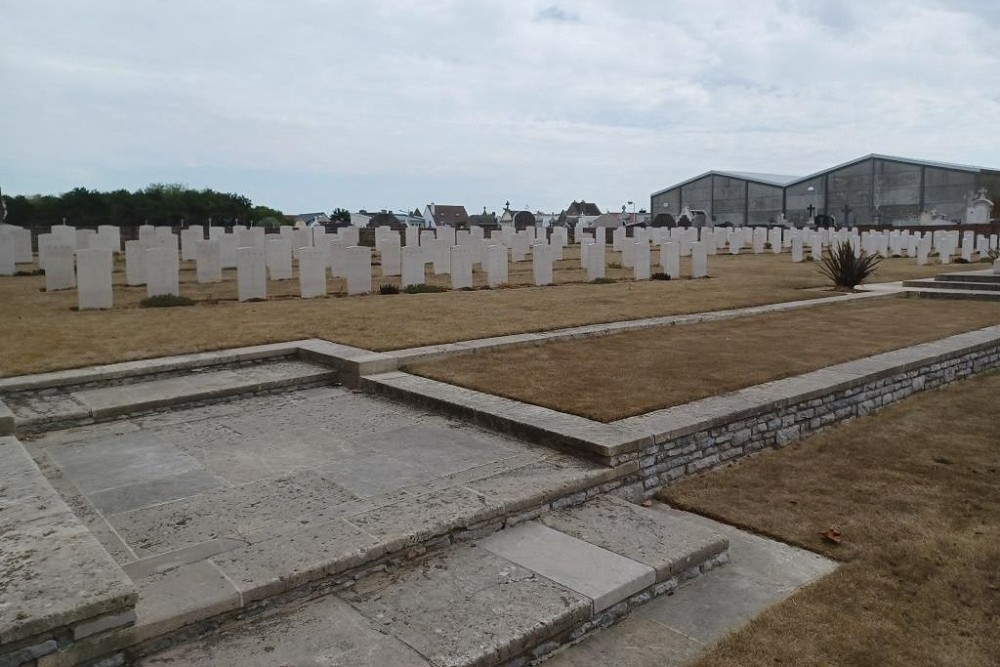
left=661, top=370, right=1000, bottom=667
left=0, top=251, right=954, bottom=377
left=407, top=297, right=1000, bottom=421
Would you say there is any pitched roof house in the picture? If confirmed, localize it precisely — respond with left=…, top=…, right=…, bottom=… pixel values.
left=422, top=204, right=469, bottom=228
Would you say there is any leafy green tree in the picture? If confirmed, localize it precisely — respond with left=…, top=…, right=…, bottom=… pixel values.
left=330, top=207, right=351, bottom=223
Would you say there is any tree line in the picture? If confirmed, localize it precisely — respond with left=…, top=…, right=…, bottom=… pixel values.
left=1, top=184, right=286, bottom=228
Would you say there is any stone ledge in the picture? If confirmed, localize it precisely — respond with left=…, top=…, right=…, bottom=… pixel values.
left=0, top=340, right=314, bottom=393
left=0, top=400, right=13, bottom=436
left=359, top=371, right=650, bottom=464
left=0, top=436, right=136, bottom=658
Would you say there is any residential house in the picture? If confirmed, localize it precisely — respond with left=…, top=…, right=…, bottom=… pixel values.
left=422, top=203, right=469, bottom=228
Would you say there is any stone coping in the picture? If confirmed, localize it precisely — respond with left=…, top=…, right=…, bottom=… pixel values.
left=362, top=324, right=1000, bottom=465
left=0, top=436, right=137, bottom=656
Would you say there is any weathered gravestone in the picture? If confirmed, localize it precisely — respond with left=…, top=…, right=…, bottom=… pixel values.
left=145, top=247, right=180, bottom=297
left=125, top=240, right=146, bottom=285
left=401, top=245, right=424, bottom=287
left=533, top=243, right=554, bottom=286
left=266, top=239, right=293, bottom=281
left=450, top=245, right=473, bottom=290
left=195, top=239, right=222, bottom=283
left=45, top=244, right=76, bottom=291
left=237, top=246, right=267, bottom=301
left=345, top=246, right=372, bottom=295
left=76, top=248, right=113, bottom=310
left=298, top=246, right=327, bottom=298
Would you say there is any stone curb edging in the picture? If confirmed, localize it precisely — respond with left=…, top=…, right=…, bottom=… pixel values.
left=362, top=324, right=1000, bottom=475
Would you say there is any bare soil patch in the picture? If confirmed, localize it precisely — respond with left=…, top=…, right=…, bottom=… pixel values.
left=661, top=370, right=1000, bottom=667
left=408, top=298, right=1000, bottom=421
left=0, top=250, right=953, bottom=377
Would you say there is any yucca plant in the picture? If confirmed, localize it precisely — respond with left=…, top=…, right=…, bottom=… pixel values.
left=818, top=241, right=882, bottom=289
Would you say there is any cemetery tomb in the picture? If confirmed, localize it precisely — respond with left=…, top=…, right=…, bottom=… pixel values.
left=298, top=247, right=328, bottom=299
left=450, top=245, right=473, bottom=290
left=45, top=244, right=76, bottom=291
left=220, top=233, right=239, bottom=269
left=586, top=241, right=605, bottom=281
left=195, top=239, right=223, bottom=283
left=345, top=246, right=372, bottom=295
left=433, top=239, right=452, bottom=275
left=633, top=241, right=651, bottom=281
left=532, top=243, right=554, bottom=286
left=37, top=233, right=54, bottom=270
left=237, top=246, right=268, bottom=301
left=329, top=239, right=348, bottom=278
left=125, top=240, right=146, bottom=286
left=292, top=228, right=313, bottom=258
left=0, top=236, right=15, bottom=275
left=791, top=235, right=804, bottom=263
left=405, top=226, right=419, bottom=247
left=661, top=241, right=680, bottom=279
left=181, top=228, right=203, bottom=260
left=266, top=239, right=294, bottom=281
left=145, top=247, right=180, bottom=297
left=691, top=241, right=708, bottom=278
left=401, top=245, right=425, bottom=287
left=381, top=236, right=402, bottom=277
left=76, top=248, right=114, bottom=310
left=621, top=237, right=635, bottom=268
left=75, top=229, right=97, bottom=250
left=486, top=244, right=506, bottom=288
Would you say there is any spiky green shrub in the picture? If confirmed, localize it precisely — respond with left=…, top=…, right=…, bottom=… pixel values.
left=589, top=277, right=615, bottom=284
left=651, top=272, right=671, bottom=281
left=378, top=284, right=400, bottom=295
left=818, top=241, right=882, bottom=289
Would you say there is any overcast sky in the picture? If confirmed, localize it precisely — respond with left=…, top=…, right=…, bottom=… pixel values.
left=2, top=0, right=997, bottom=216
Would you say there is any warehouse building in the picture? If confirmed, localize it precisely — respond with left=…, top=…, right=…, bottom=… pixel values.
left=650, top=154, right=1000, bottom=227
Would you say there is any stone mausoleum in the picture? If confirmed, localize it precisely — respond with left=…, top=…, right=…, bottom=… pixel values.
left=650, top=154, right=1000, bottom=227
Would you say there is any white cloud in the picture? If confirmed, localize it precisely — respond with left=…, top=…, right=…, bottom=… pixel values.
left=0, top=0, right=997, bottom=213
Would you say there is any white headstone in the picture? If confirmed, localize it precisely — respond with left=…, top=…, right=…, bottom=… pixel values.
left=532, top=243, right=554, bottom=286
left=586, top=241, right=605, bottom=281
left=292, top=227, right=312, bottom=258
left=328, top=239, right=348, bottom=278
left=145, top=247, right=180, bottom=297
left=405, top=226, right=419, bottom=247
left=45, top=244, right=76, bottom=290
left=298, top=246, right=327, bottom=298
left=486, top=245, right=507, bottom=288
left=633, top=241, right=651, bottom=280
left=691, top=241, right=708, bottom=278
left=3, top=225, right=33, bottom=263
left=138, top=225, right=157, bottom=242
left=345, top=246, right=372, bottom=295
left=195, top=239, right=222, bottom=283
left=75, top=229, right=96, bottom=250
left=96, top=225, right=121, bottom=254
left=37, top=233, right=55, bottom=270
left=401, top=245, right=425, bottom=287
left=124, top=239, right=146, bottom=285
left=0, top=236, right=15, bottom=275
left=450, top=245, right=473, bottom=289
left=791, top=235, right=804, bottom=263
left=661, top=241, right=680, bottom=279
left=432, top=238, right=451, bottom=275
left=381, top=236, right=402, bottom=277
left=181, top=228, right=203, bottom=260
left=76, top=248, right=113, bottom=310
left=994, top=258, right=1000, bottom=275
left=237, top=246, right=267, bottom=301
left=266, top=239, right=293, bottom=280
left=511, top=232, right=530, bottom=263
left=621, top=236, right=635, bottom=268
left=339, top=226, right=360, bottom=247
left=220, top=233, right=238, bottom=269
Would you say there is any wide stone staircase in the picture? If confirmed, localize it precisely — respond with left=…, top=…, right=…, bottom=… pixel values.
left=901, top=268, right=1000, bottom=300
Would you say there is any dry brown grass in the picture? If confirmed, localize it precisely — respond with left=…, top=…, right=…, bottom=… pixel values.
left=408, top=298, right=1000, bottom=421
left=660, top=370, right=1000, bottom=667
left=0, top=249, right=956, bottom=378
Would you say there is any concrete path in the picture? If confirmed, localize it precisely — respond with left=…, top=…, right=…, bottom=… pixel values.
left=545, top=506, right=836, bottom=666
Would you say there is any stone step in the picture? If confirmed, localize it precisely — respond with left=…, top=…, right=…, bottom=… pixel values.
left=932, top=270, right=1000, bottom=284
left=900, top=286, right=1000, bottom=302
left=908, top=279, right=1000, bottom=291
left=3, top=359, right=339, bottom=434
left=138, top=495, right=728, bottom=667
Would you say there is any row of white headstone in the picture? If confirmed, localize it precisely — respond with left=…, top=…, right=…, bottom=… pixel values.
left=577, top=228, right=709, bottom=280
